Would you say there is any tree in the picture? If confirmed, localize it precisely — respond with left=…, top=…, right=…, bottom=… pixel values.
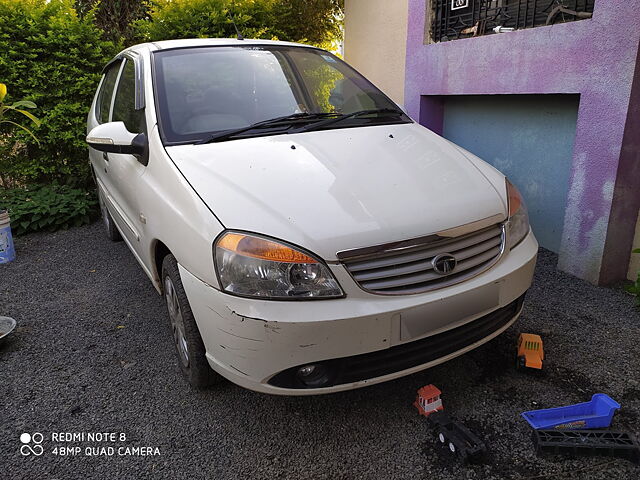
left=273, top=0, right=344, bottom=49
left=74, top=0, right=151, bottom=43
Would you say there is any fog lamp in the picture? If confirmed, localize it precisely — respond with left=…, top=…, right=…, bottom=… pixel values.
left=296, top=364, right=331, bottom=388
left=298, top=365, right=317, bottom=377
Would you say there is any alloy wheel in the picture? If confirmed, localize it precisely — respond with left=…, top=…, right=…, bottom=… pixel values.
left=164, top=276, right=190, bottom=368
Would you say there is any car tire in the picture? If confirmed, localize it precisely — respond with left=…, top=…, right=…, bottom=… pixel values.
left=161, top=254, right=221, bottom=388
left=98, top=188, right=122, bottom=242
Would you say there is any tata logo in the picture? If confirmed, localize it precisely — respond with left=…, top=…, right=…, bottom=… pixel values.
left=432, top=254, right=457, bottom=275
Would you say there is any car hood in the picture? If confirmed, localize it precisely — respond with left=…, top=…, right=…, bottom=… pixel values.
left=166, top=123, right=507, bottom=260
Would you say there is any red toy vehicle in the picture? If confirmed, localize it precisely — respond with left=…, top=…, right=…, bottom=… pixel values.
left=414, top=384, right=487, bottom=464
left=414, top=384, right=443, bottom=417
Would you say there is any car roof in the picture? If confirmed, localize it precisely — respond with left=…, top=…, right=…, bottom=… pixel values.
left=123, top=38, right=316, bottom=55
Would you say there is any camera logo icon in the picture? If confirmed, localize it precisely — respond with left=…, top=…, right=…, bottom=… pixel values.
left=20, top=433, right=44, bottom=456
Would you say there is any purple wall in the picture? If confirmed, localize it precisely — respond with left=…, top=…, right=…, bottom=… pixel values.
left=404, top=0, right=640, bottom=284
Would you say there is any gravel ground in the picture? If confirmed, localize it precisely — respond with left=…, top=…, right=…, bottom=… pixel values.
left=1, top=222, right=640, bottom=479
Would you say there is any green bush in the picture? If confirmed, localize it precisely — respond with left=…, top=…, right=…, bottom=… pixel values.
left=0, top=0, right=120, bottom=188
left=134, top=0, right=274, bottom=42
left=0, top=184, right=99, bottom=236
left=133, top=0, right=343, bottom=49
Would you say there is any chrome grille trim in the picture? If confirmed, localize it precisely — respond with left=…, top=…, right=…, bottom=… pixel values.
left=340, top=223, right=506, bottom=295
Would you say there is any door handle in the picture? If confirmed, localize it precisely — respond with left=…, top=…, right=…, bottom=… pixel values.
left=103, top=152, right=109, bottom=161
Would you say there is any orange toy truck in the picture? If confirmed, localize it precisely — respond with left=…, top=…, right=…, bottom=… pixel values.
left=517, top=333, right=544, bottom=370
left=414, top=384, right=443, bottom=417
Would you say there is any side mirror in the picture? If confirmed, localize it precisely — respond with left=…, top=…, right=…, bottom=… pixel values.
left=86, top=122, right=147, bottom=157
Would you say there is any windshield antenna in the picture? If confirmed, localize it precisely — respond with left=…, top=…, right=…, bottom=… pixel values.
left=229, top=13, right=244, bottom=40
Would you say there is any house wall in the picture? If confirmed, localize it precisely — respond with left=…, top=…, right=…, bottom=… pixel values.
left=343, top=0, right=409, bottom=105
left=404, top=0, right=640, bottom=285
left=629, top=214, right=640, bottom=281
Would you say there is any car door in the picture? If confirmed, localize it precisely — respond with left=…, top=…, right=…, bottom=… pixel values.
left=96, top=56, right=148, bottom=259
left=89, top=58, right=122, bottom=200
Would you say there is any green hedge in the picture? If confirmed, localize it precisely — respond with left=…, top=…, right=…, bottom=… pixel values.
left=133, top=0, right=343, bottom=49
left=134, top=0, right=278, bottom=42
left=0, top=0, right=120, bottom=188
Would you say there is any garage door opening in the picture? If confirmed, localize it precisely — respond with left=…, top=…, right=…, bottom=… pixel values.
left=421, top=94, right=580, bottom=253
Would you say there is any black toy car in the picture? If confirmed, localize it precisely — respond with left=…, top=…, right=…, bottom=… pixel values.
left=428, top=412, right=486, bottom=463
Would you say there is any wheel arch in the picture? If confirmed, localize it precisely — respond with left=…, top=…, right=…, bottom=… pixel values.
left=152, top=239, right=172, bottom=293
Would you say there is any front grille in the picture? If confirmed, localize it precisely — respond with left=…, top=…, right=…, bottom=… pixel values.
left=340, top=223, right=505, bottom=295
left=268, top=294, right=525, bottom=389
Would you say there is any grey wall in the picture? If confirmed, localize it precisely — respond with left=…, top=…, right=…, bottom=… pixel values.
left=442, top=94, right=580, bottom=253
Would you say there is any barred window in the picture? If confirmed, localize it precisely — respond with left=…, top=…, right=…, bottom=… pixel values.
left=431, top=0, right=595, bottom=43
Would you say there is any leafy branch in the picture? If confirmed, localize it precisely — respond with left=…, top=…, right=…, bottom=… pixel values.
left=0, top=83, right=41, bottom=143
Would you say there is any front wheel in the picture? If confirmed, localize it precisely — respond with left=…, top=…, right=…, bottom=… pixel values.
left=162, top=254, right=221, bottom=388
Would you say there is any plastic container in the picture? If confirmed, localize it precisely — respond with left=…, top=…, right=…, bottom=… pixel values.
left=0, top=210, right=16, bottom=264
left=533, top=429, right=640, bottom=465
left=0, top=316, right=17, bottom=343
left=522, top=394, right=620, bottom=430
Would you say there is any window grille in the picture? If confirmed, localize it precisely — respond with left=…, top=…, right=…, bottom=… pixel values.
left=431, top=0, right=595, bottom=42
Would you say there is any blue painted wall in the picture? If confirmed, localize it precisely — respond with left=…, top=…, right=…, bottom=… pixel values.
left=442, top=94, right=579, bottom=253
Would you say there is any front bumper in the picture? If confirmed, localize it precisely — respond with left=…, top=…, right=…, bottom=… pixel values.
left=179, top=230, right=538, bottom=395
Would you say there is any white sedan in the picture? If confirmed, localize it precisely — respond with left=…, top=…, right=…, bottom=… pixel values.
left=86, top=38, right=537, bottom=395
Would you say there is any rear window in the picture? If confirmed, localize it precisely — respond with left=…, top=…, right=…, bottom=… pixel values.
left=96, top=60, right=122, bottom=124
left=112, top=59, right=146, bottom=134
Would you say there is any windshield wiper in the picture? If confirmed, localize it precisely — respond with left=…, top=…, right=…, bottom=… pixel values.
left=290, top=108, right=406, bottom=134
left=195, top=112, right=341, bottom=144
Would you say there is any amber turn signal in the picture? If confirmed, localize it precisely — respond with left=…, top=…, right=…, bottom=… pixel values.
left=217, top=232, right=318, bottom=263
left=507, top=179, right=523, bottom=217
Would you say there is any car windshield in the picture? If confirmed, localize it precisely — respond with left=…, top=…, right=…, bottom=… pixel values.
left=152, top=45, right=411, bottom=144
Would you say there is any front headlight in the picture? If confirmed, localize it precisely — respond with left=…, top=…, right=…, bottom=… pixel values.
left=214, top=232, right=344, bottom=299
left=506, top=179, right=530, bottom=249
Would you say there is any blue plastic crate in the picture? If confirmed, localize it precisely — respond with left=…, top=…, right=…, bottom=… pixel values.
left=522, top=394, right=620, bottom=430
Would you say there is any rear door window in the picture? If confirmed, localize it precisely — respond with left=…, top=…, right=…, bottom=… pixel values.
left=112, top=59, right=146, bottom=134
left=96, top=59, right=123, bottom=124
